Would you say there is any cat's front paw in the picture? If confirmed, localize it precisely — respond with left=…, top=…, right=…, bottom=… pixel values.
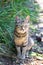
left=21, top=55, right=25, bottom=60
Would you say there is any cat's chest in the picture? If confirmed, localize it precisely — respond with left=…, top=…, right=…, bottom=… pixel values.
left=14, top=29, right=28, bottom=45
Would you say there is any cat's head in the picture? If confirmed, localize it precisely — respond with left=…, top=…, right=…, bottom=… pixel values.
left=15, top=16, right=30, bottom=33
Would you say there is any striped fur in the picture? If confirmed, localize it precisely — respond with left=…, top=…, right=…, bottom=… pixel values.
left=14, top=16, right=34, bottom=59
left=14, top=26, right=27, bottom=46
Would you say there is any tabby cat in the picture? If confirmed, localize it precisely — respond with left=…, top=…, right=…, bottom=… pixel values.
left=14, top=16, right=34, bottom=59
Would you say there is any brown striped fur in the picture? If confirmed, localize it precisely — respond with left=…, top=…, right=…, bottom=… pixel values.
left=14, top=16, right=34, bottom=59
left=14, top=16, right=29, bottom=46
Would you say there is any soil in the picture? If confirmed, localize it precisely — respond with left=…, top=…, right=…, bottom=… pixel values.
left=0, top=55, right=43, bottom=65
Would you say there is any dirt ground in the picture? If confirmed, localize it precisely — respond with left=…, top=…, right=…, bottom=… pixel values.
left=0, top=55, right=43, bottom=65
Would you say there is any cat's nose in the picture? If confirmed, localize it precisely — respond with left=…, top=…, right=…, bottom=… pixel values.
left=21, top=26, right=24, bottom=30
left=23, top=27, right=24, bottom=30
left=22, top=27, right=25, bottom=31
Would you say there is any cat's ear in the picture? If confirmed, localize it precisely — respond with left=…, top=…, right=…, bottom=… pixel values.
left=24, top=15, right=30, bottom=23
left=16, top=16, right=21, bottom=23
